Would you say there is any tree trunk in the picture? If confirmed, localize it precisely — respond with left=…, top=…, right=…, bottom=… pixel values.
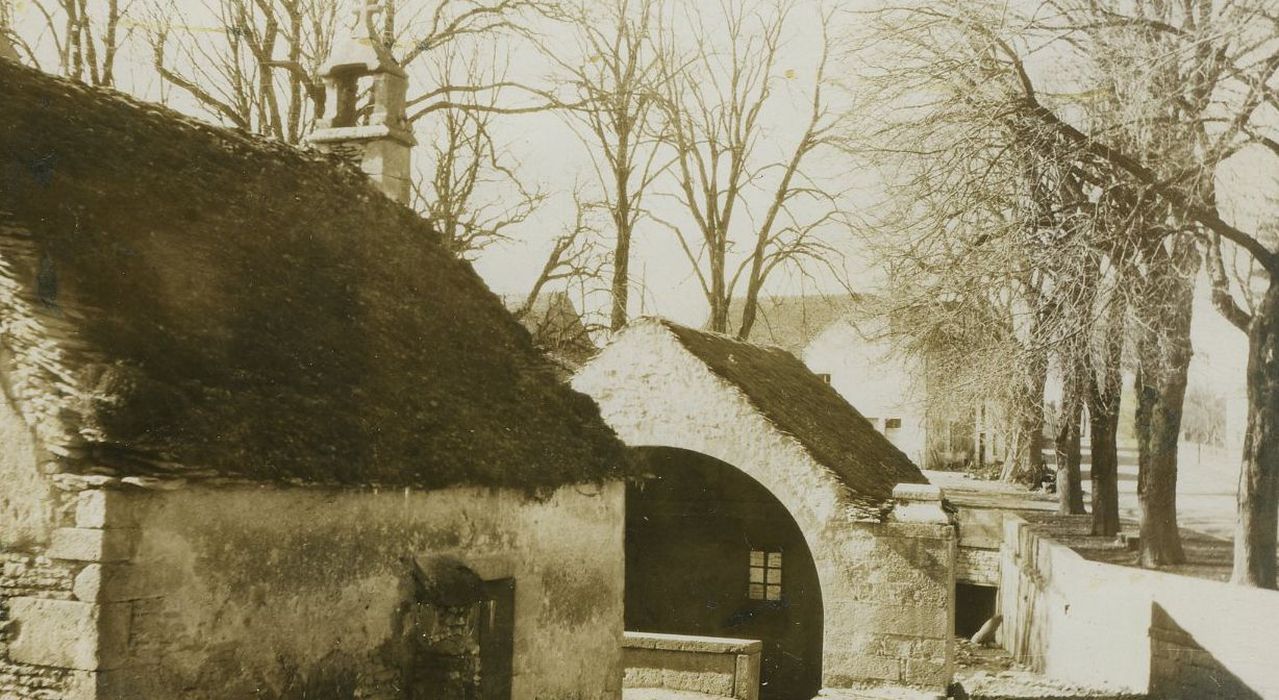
left=1089, top=403, right=1122, bottom=535
left=707, top=249, right=729, bottom=333
left=610, top=129, right=633, bottom=331
left=1133, top=242, right=1196, bottom=567
left=1088, top=295, right=1125, bottom=537
left=610, top=216, right=631, bottom=331
left=1001, top=343, right=1048, bottom=486
left=1056, top=370, right=1086, bottom=514
left=1232, top=280, right=1279, bottom=589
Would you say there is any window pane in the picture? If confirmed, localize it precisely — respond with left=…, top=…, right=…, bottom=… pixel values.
left=767, top=552, right=783, bottom=568
left=766, top=568, right=782, bottom=584
left=748, top=584, right=765, bottom=599
left=749, top=567, right=764, bottom=583
left=750, top=550, right=765, bottom=567
left=765, top=585, right=781, bottom=601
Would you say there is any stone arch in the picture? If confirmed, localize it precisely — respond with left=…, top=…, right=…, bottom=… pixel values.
left=626, top=446, right=825, bottom=700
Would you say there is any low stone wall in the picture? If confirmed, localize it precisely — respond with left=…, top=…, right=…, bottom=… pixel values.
left=1000, top=514, right=1279, bottom=698
left=622, top=631, right=761, bottom=700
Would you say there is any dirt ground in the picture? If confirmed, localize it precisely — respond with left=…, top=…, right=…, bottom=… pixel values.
left=951, top=640, right=1145, bottom=700
left=937, top=438, right=1274, bottom=582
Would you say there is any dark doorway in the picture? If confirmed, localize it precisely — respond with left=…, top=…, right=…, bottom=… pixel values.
left=479, top=579, right=515, bottom=700
left=625, top=447, right=823, bottom=700
left=955, top=583, right=998, bottom=638
left=397, top=558, right=515, bottom=700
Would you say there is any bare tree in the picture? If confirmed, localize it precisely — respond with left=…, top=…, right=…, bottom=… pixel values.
left=849, top=2, right=1106, bottom=488
left=513, top=188, right=607, bottom=320
left=1031, top=0, right=1279, bottom=579
left=1086, top=269, right=1128, bottom=536
left=651, top=0, right=848, bottom=336
left=385, top=0, right=568, bottom=123
left=146, top=0, right=336, bottom=141
left=883, top=0, right=1279, bottom=583
left=413, top=43, right=545, bottom=257
left=548, top=0, right=665, bottom=330
left=12, top=0, right=131, bottom=84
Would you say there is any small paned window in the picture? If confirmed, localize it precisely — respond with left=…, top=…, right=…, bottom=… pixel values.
left=885, top=417, right=902, bottom=429
left=748, top=550, right=783, bottom=601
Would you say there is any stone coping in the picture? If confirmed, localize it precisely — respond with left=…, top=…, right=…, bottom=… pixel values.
left=623, top=631, right=762, bottom=654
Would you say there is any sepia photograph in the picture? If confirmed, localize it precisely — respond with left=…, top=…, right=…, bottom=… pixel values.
left=0, top=0, right=1276, bottom=697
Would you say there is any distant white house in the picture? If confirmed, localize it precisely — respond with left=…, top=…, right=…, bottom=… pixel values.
left=716, top=295, right=1003, bottom=469
left=724, top=285, right=1250, bottom=473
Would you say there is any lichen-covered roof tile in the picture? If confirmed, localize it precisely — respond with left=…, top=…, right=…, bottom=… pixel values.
left=0, top=61, right=628, bottom=491
left=657, top=319, right=928, bottom=503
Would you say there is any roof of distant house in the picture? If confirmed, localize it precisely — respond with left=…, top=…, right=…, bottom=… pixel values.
left=719, top=294, right=862, bottom=355
left=501, top=291, right=597, bottom=369
left=0, top=61, right=627, bottom=491
left=655, top=319, right=928, bottom=506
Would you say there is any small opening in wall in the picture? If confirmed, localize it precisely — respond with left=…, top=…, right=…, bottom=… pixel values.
left=956, top=583, right=998, bottom=638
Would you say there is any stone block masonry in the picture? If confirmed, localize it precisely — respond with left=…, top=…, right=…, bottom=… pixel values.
left=6, top=480, right=627, bottom=699
left=622, top=632, right=762, bottom=700
left=1, top=486, right=149, bottom=699
left=820, top=518, right=955, bottom=691
left=0, top=551, right=78, bottom=698
left=955, top=548, right=1000, bottom=586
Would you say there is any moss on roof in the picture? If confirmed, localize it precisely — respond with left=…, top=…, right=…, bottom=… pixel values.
left=657, top=319, right=928, bottom=504
left=0, top=61, right=627, bottom=490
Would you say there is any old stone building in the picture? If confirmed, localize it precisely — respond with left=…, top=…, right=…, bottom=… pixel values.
left=573, top=318, right=957, bottom=698
left=0, top=57, right=630, bottom=699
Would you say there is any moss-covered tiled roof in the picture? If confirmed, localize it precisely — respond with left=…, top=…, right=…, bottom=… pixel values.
left=0, top=61, right=627, bottom=490
left=658, top=320, right=928, bottom=503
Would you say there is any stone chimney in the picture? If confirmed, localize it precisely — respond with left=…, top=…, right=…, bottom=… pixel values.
left=307, top=2, right=415, bottom=204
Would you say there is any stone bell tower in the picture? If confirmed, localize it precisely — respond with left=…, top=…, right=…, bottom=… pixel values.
left=307, top=1, right=415, bottom=204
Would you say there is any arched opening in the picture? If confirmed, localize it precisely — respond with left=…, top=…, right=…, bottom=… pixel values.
left=626, top=447, right=823, bottom=700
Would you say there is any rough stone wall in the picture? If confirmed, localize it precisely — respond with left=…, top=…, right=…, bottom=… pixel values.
left=0, top=551, right=78, bottom=699
left=574, top=322, right=955, bottom=692
left=7, top=482, right=625, bottom=699
left=1000, top=514, right=1279, bottom=697
left=953, top=505, right=1005, bottom=586
left=819, top=520, right=954, bottom=690
left=0, top=382, right=59, bottom=547
left=0, top=389, right=84, bottom=699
